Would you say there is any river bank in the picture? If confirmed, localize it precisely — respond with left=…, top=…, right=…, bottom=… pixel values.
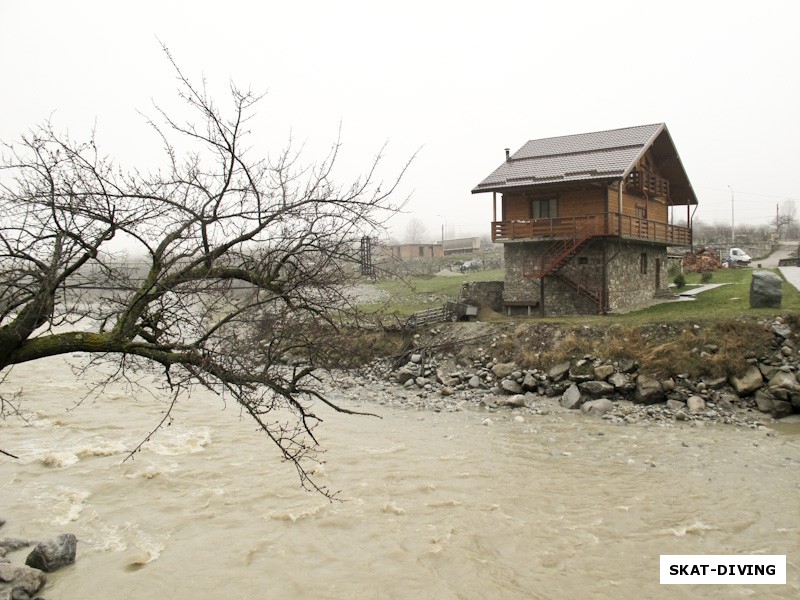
left=0, top=317, right=799, bottom=598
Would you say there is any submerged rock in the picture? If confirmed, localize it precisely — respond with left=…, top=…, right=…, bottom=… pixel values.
left=25, top=533, right=77, bottom=573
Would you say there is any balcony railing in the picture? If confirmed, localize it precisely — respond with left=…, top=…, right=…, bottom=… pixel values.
left=491, top=212, right=691, bottom=245
left=626, top=169, right=670, bottom=198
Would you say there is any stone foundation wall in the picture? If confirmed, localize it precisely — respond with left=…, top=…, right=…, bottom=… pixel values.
left=459, top=281, right=504, bottom=312
left=605, top=241, right=668, bottom=313
left=503, top=239, right=669, bottom=315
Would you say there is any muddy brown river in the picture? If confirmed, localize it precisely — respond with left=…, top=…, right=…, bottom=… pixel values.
left=0, top=356, right=797, bottom=598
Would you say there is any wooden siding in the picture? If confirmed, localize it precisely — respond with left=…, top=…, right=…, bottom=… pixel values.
left=502, top=188, right=607, bottom=222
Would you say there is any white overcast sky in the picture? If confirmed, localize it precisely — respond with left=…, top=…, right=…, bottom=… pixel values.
left=1, top=1, right=798, bottom=242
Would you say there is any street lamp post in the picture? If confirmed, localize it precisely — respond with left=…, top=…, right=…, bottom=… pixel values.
left=728, top=185, right=735, bottom=245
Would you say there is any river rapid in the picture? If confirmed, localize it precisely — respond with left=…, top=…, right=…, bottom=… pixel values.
left=0, top=355, right=798, bottom=599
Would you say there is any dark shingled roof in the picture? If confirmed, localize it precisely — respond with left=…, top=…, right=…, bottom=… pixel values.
left=472, top=123, right=698, bottom=205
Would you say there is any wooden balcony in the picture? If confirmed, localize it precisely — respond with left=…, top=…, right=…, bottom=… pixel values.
left=626, top=169, right=670, bottom=199
left=491, top=212, right=692, bottom=246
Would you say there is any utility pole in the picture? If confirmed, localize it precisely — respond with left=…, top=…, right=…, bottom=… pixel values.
left=728, top=185, right=735, bottom=245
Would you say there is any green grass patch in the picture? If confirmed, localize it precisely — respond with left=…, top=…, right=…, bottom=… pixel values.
left=361, top=269, right=504, bottom=318
left=619, top=268, right=800, bottom=325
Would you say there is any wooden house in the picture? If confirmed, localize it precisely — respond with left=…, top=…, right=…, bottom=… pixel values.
left=472, top=123, right=697, bottom=315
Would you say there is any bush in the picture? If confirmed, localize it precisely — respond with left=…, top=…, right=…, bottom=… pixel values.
left=700, top=271, right=713, bottom=284
left=673, top=273, right=686, bottom=288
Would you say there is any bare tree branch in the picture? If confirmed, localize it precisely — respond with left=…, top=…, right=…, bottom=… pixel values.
left=0, top=49, right=412, bottom=495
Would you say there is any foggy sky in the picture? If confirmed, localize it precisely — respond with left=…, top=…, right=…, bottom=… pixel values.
left=1, top=0, right=798, bottom=243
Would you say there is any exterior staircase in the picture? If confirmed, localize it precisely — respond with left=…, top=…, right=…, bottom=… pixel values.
left=523, top=227, right=604, bottom=313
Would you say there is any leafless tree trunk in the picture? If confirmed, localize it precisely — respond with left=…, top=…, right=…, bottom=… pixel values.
left=0, top=49, right=411, bottom=496
left=404, top=217, right=428, bottom=244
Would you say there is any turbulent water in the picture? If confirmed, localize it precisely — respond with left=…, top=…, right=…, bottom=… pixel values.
left=1, top=356, right=798, bottom=599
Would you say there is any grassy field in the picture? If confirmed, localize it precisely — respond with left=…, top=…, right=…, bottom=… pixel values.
left=360, top=267, right=800, bottom=324
left=620, top=268, right=800, bottom=325
left=360, top=269, right=504, bottom=318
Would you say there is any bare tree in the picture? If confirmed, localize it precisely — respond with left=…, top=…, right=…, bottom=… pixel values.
left=0, top=51, right=411, bottom=494
left=773, top=199, right=797, bottom=241
left=404, top=217, right=427, bottom=244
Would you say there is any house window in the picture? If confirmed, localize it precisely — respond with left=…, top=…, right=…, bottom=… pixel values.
left=578, top=256, right=589, bottom=265
left=419, top=247, right=425, bottom=257
left=531, top=198, right=558, bottom=219
left=640, top=253, right=648, bottom=274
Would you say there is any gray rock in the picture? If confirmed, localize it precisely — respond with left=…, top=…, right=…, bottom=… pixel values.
left=500, top=379, right=523, bottom=394
left=634, top=375, right=664, bottom=404
left=560, top=384, right=584, bottom=409
left=497, top=394, right=526, bottom=407
left=772, top=400, right=794, bottom=419
left=395, top=368, right=416, bottom=385
left=768, top=371, right=799, bottom=391
left=687, top=396, right=706, bottom=414
left=548, top=361, right=571, bottom=382
left=579, top=380, right=615, bottom=396
left=25, top=533, right=77, bottom=573
left=414, top=377, right=429, bottom=388
left=716, top=395, right=736, bottom=412
left=491, top=362, right=516, bottom=379
left=593, top=365, right=615, bottom=381
left=580, top=398, right=614, bottom=417
left=729, top=366, right=763, bottom=396
left=666, top=399, right=687, bottom=410
left=410, top=354, right=423, bottom=364
left=750, top=270, right=782, bottom=308
left=754, top=390, right=775, bottom=414
left=0, top=539, right=31, bottom=554
left=468, top=375, right=482, bottom=389
left=608, top=372, right=633, bottom=390
left=771, top=321, right=792, bottom=339
left=0, top=564, right=46, bottom=600
left=521, top=373, right=538, bottom=391
left=619, top=358, right=638, bottom=374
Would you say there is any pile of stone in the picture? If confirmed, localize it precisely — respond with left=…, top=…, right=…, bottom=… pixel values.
left=0, top=519, right=77, bottom=600
left=682, top=247, right=722, bottom=272
left=379, top=318, right=800, bottom=425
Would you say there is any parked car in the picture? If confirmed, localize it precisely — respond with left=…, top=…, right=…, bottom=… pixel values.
left=459, top=260, right=481, bottom=273
left=729, top=248, right=752, bottom=265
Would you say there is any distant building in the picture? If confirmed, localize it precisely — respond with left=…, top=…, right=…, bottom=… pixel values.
left=442, top=237, right=482, bottom=255
left=382, top=243, right=443, bottom=260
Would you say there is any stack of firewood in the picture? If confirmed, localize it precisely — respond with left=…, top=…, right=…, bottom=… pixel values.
left=682, top=247, right=722, bottom=272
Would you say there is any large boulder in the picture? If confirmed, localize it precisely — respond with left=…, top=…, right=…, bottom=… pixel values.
left=548, top=361, right=571, bottom=382
left=560, top=384, right=584, bottom=409
left=593, top=365, right=615, bottom=381
left=0, top=564, right=47, bottom=600
left=729, top=366, right=763, bottom=396
left=25, top=533, right=77, bottom=573
left=496, top=394, right=527, bottom=408
left=634, top=375, right=665, bottom=404
left=500, top=379, right=523, bottom=395
left=491, top=362, right=516, bottom=379
left=579, top=380, right=615, bottom=396
left=750, top=270, right=782, bottom=308
left=767, top=371, right=800, bottom=392
left=580, top=398, right=614, bottom=417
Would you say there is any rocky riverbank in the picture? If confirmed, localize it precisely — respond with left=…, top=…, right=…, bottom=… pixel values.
left=337, top=317, right=800, bottom=430
left=0, top=521, right=76, bottom=600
